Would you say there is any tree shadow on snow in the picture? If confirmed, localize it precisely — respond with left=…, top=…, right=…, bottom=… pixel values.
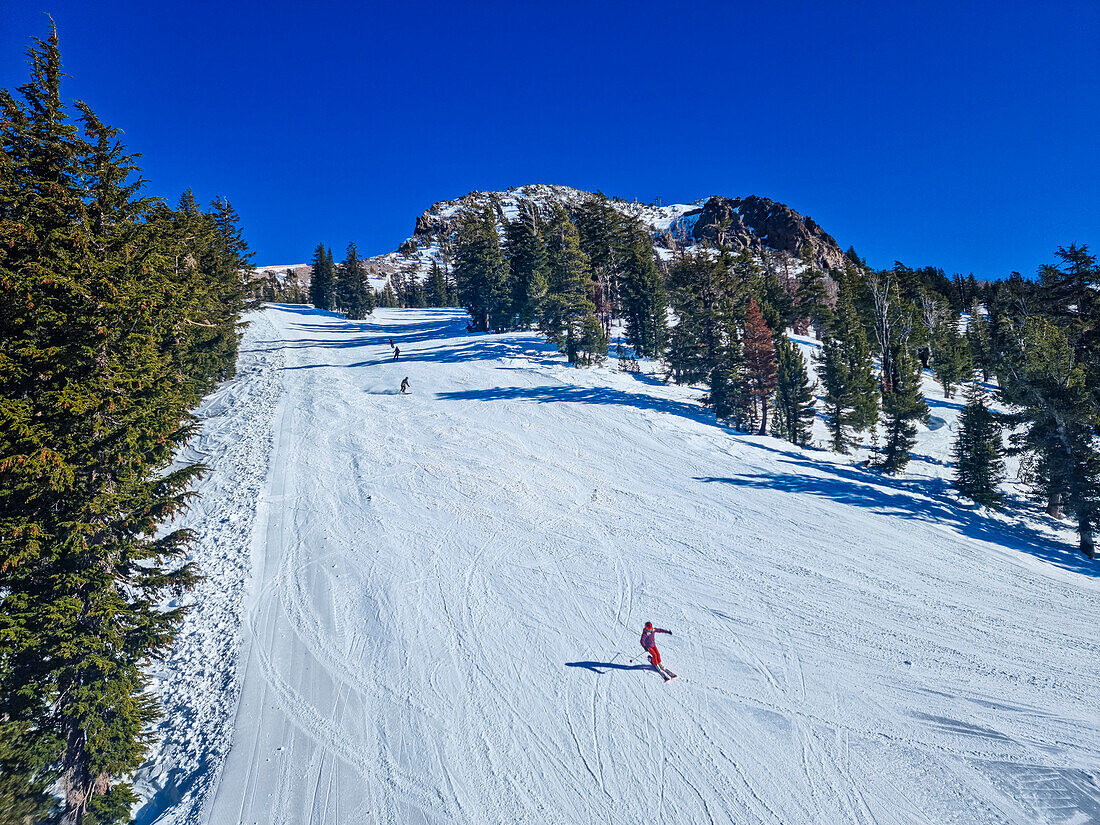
left=437, top=384, right=713, bottom=425
left=242, top=305, right=471, bottom=356
left=696, top=452, right=1098, bottom=578
left=132, top=767, right=198, bottom=825
left=926, top=396, right=966, bottom=412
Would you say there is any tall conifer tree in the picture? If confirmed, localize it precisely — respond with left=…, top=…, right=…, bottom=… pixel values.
left=337, top=242, right=373, bottom=319
left=425, top=259, right=449, bottom=306
left=542, top=206, right=605, bottom=364
left=666, top=251, right=749, bottom=425
left=1000, top=317, right=1099, bottom=557
left=772, top=336, right=816, bottom=446
left=878, top=347, right=929, bottom=473
left=953, top=380, right=1005, bottom=506
left=0, top=27, right=245, bottom=821
left=309, top=242, right=335, bottom=310
left=503, top=203, right=549, bottom=329
left=617, top=217, right=668, bottom=359
left=454, top=207, right=507, bottom=331
left=815, top=283, right=878, bottom=452
left=743, top=299, right=778, bottom=434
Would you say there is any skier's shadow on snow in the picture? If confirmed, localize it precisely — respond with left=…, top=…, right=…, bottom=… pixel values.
left=565, top=661, right=653, bottom=675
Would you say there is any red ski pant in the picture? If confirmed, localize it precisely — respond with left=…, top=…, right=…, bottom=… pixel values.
left=647, top=645, right=662, bottom=666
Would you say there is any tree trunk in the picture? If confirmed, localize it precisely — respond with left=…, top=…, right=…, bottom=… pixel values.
left=1079, top=515, right=1095, bottom=559
left=1047, top=492, right=1063, bottom=519
left=758, top=397, right=768, bottom=435
left=60, top=721, right=89, bottom=825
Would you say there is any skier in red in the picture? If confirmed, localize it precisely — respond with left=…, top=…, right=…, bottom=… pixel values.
left=640, top=621, right=672, bottom=668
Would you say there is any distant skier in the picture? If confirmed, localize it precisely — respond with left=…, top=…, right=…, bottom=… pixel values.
left=400, top=377, right=410, bottom=394
left=388, top=338, right=395, bottom=350
left=640, top=621, right=672, bottom=668
left=392, top=346, right=400, bottom=361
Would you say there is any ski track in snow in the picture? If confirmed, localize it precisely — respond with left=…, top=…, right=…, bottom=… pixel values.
left=135, top=305, right=1100, bottom=825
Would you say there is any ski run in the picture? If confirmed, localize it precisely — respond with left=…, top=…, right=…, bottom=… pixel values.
left=133, top=304, right=1100, bottom=825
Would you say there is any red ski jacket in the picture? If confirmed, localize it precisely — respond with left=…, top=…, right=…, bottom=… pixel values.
left=640, top=626, right=670, bottom=650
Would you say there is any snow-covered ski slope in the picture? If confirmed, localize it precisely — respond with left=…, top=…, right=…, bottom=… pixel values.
left=138, top=305, right=1099, bottom=825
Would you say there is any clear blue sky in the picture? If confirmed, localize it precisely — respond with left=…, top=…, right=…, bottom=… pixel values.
left=3, top=1, right=1097, bottom=277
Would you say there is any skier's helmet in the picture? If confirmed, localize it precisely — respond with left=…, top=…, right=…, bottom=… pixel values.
left=644, top=621, right=653, bottom=629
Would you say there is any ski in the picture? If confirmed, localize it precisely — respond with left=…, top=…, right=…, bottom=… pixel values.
left=651, top=660, right=677, bottom=682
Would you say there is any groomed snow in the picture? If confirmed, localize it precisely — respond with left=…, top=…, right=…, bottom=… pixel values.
left=136, top=306, right=1100, bottom=825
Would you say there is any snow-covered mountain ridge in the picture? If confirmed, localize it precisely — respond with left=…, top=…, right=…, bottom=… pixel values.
left=389, top=183, right=847, bottom=276
left=254, top=184, right=849, bottom=285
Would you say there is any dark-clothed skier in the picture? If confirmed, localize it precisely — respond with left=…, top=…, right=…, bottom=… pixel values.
left=392, top=346, right=400, bottom=361
left=640, top=621, right=672, bottom=667
left=400, top=377, right=410, bottom=394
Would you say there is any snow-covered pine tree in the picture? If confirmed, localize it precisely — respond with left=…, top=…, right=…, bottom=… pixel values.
left=772, top=335, right=816, bottom=446
left=952, top=380, right=1005, bottom=506
left=878, top=347, right=929, bottom=473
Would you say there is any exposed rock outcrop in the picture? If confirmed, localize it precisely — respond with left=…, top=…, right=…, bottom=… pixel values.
left=691, top=196, right=847, bottom=271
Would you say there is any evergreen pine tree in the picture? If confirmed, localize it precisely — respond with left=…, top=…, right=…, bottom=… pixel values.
left=425, top=258, right=450, bottom=307
left=772, top=336, right=816, bottom=446
left=617, top=217, right=668, bottom=359
left=1, top=28, right=212, bottom=820
left=309, top=241, right=335, bottom=310
left=666, top=251, right=750, bottom=426
left=815, top=282, right=878, bottom=452
left=878, top=347, right=929, bottom=473
left=933, top=319, right=972, bottom=398
left=454, top=206, right=507, bottom=331
left=378, top=278, right=398, bottom=308
left=337, top=242, right=373, bottom=319
left=965, top=309, right=994, bottom=381
left=796, top=264, right=831, bottom=338
left=573, top=195, right=621, bottom=326
left=502, top=202, right=549, bottom=329
left=953, top=380, right=1005, bottom=506
left=541, top=206, right=605, bottom=364
left=1000, top=316, right=1099, bottom=557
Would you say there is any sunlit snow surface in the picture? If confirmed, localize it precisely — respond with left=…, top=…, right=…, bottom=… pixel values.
left=134, top=306, right=1100, bottom=825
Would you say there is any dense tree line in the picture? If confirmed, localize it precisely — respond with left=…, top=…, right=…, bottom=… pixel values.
left=448, top=193, right=1097, bottom=558
left=0, top=29, right=252, bottom=823
left=983, top=245, right=1100, bottom=557
left=301, top=245, right=457, bottom=315
left=439, top=190, right=1096, bottom=557
left=307, top=242, right=376, bottom=319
